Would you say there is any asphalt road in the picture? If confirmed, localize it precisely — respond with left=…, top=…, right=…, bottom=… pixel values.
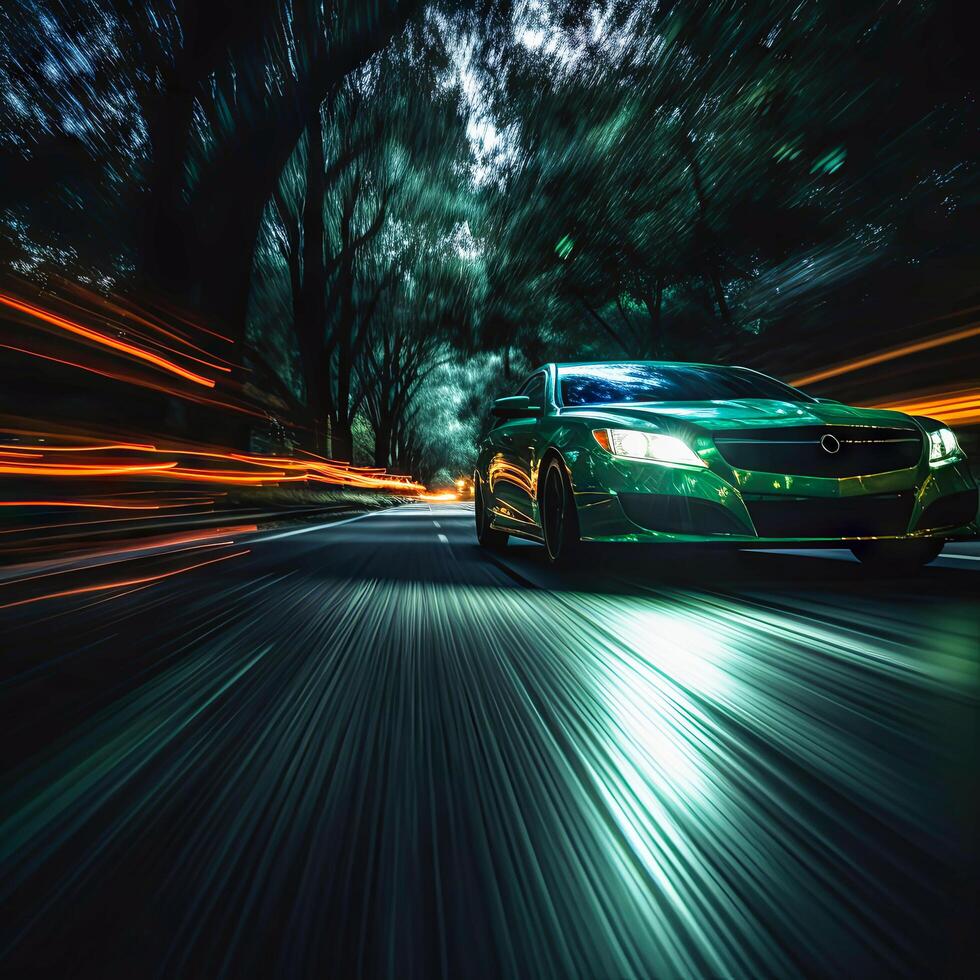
left=1, top=503, right=978, bottom=978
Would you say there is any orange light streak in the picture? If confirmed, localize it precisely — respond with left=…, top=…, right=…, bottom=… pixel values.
left=57, top=290, right=238, bottom=366
left=0, top=461, right=178, bottom=477
left=0, top=442, right=156, bottom=452
left=52, top=275, right=236, bottom=347
left=0, top=527, right=258, bottom=581
left=163, top=468, right=292, bottom=484
left=0, top=509, right=216, bottom=536
left=0, top=344, right=265, bottom=417
left=0, top=291, right=217, bottom=387
left=0, top=548, right=250, bottom=610
left=790, top=322, right=980, bottom=387
left=871, top=388, right=980, bottom=426
left=0, top=432, right=425, bottom=492
left=0, top=508, right=217, bottom=536
left=125, top=336, right=232, bottom=374
left=0, top=500, right=165, bottom=510
left=0, top=341, right=181, bottom=393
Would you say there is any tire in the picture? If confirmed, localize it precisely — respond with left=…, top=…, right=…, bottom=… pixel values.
left=541, top=456, right=582, bottom=564
left=475, top=474, right=508, bottom=551
left=849, top=539, right=944, bottom=575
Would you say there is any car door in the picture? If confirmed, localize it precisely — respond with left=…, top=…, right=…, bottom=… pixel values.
left=490, top=373, right=547, bottom=530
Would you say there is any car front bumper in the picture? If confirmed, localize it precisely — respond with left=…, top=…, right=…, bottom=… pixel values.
left=569, top=450, right=979, bottom=545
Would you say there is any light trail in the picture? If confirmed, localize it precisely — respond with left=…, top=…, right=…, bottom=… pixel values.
left=867, top=387, right=980, bottom=426
left=0, top=533, right=253, bottom=589
left=0, top=442, right=157, bottom=452
left=0, top=499, right=167, bottom=510
left=52, top=276, right=237, bottom=349
left=0, top=460, right=179, bottom=477
left=0, top=528, right=258, bottom=604
left=59, top=306, right=237, bottom=369
left=789, top=322, right=980, bottom=387
left=0, top=436, right=425, bottom=491
left=0, top=343, right=267, bottom=417
left=0, top=547, right=250, bottom=610
left=0, top=284, right=426, bottom=500
left=0, top=508, right=217, bottom=537
left=0, top=292, right=218, bottom=388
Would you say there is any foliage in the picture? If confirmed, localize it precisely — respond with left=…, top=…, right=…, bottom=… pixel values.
left=1, top=0, right=976, bottom=477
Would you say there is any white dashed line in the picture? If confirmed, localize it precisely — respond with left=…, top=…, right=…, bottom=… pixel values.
left=438, top=534, right=449, bottom=544
left=433, top=521, right=441, bottom=527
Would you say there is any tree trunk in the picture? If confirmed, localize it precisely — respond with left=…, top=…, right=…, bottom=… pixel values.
left=331, top=419, right=353, bottom=464
left=195, top=180, right=269, bottom=351
left=573, top=289, right=622, bottom=347
left=643, top=275, right=665, bottom=354
left=680, top=134, right=735, bottom=334
left=139, top=81, right=197, bottom=296
left=374, top=419, right=392, bottom=468
left=150, top=1, right=420, bottom=346
left=706, top=262, right=734, bottom=333
left=295, top=112, right=328, bottom=450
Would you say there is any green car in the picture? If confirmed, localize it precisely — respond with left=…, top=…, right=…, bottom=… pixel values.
left=474, top=361, right=978, bottom=569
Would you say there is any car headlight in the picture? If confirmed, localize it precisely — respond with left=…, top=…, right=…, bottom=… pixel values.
left=593, top=428, right=706, bottom=467
left=928, top=426, right=961, bottom=466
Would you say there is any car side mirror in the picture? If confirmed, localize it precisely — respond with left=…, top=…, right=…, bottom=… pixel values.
left=492, top=395, right=540, bottom=418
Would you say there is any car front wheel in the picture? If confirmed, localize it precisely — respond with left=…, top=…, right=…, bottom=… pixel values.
left=849, top=539, right=944, bottom=574
left=541, top=456, right=582, bottom=564
left=475, top=474, right=508, bottom=551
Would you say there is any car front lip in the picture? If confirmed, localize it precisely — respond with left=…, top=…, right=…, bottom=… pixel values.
left=571, top=450, right=979, bottom=543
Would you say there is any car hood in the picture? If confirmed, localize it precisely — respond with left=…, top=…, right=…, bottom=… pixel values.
left=560, top=399, right=918, bottom=431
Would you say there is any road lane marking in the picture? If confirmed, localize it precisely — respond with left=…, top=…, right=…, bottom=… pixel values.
left=438, top=534, right=449, bottom=544
left=253, top=508, right=390, bottom=543
left=940, top=553, right=980, bottom=562
left=433, top=521, right=441, bottom=527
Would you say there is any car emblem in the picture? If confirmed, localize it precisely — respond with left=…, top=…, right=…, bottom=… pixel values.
left=820, top=433, right=841, bottom=454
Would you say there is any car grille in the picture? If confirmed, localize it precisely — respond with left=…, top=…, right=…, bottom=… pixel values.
left=745, top=492, right=915, bottom=538
left=713, top=426, right=923, bottom=477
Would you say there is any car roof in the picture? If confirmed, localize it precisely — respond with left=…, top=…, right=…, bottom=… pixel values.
left=532, top=360, right=750, bottom=372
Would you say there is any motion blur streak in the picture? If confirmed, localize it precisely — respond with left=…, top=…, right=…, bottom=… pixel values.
left=0, top=500, right=169, bottom=511
left=0, top=460, right=178, bottom=477
left=0, top=526, right=258, bottom=585
left=866, top=388, right=980, bottom=426
left=0, top=435, right=424, bottom=492
left=0, top=292, right=218, bottom=388
left=54, top=280, right=236, bottom=356
left=0, top=505, right=975, bottom=978
left=0, top=504, right=220, bottom=539
left=789, top=322, right=980, bottom=387
left=0, top=342, right=266, bottom=417
left=0, top=442, right=156, bottom=452
left=0, top=547, right=249, bottom=609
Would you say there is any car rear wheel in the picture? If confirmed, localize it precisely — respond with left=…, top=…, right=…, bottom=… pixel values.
left=849, top=539, right=944, bottom=574
left=475, top=474, right=508, bottom=551
left=541, top=456, right=582, bottom=564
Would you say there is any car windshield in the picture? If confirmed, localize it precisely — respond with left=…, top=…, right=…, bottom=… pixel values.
left=558, top=363, right=813, bottom=406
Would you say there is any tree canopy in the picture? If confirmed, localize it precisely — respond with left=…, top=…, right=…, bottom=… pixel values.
left=1, top=0, right=976, bottom=481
